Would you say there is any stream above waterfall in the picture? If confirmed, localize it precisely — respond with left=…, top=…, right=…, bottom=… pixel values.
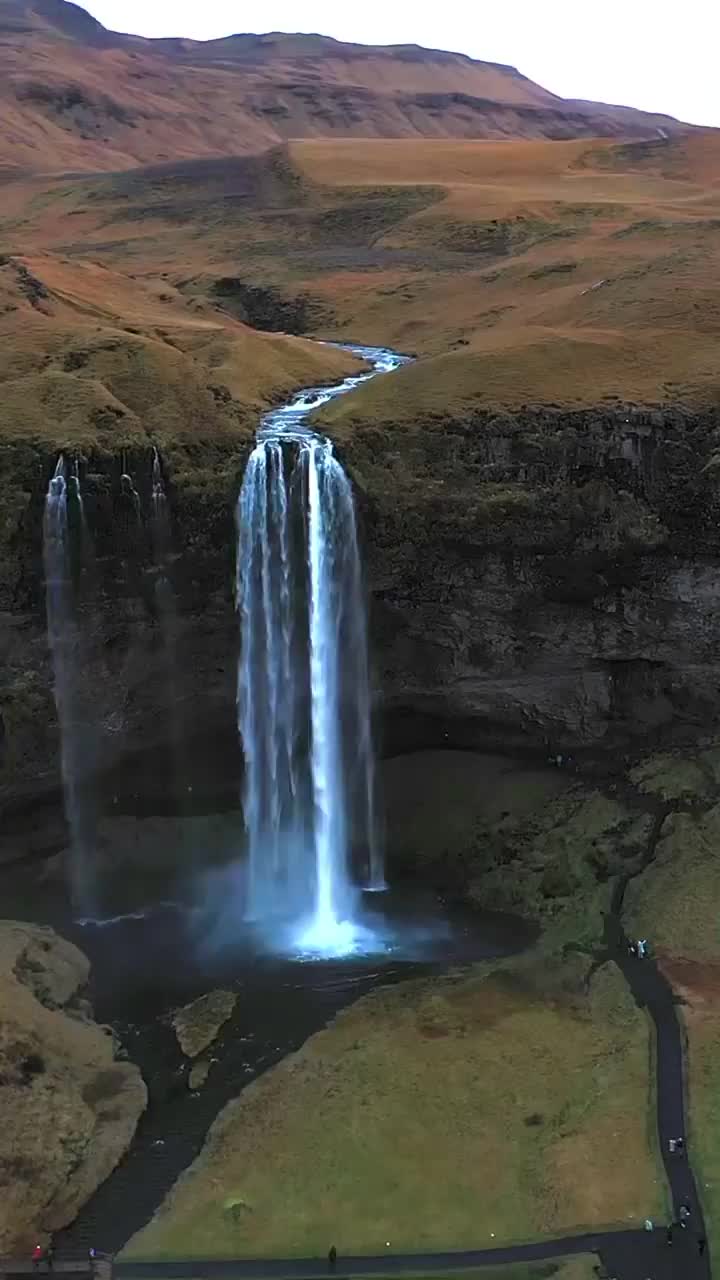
left=260, top=343, right=411, bottom=440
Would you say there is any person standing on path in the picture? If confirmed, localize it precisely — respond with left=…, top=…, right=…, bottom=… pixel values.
left=680, top=1201, right=691, bottom=1227
left=328, top=1246, right=337, bottom=1273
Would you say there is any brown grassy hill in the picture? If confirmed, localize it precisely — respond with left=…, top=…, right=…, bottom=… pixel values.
left=5, top=133, right=719, bottom=415
left=0, top=0, right=692, bottom=175
left=0, top=245, right=361, bottom=456
left=301, top=133, right=720, bottom=416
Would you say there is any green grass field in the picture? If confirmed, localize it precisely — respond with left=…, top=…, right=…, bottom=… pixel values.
left=124, top=957, right=662, bottom=1260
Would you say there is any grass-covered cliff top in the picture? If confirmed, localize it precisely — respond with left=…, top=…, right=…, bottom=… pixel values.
left=319, top=320, right=720, bottom=427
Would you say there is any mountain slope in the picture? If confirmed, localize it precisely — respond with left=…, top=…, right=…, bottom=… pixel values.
left=0, top=0, right=693, bottom=174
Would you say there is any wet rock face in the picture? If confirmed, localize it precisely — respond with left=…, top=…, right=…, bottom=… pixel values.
left=371, top=549, right=720, bottom=753
left=350, top=404, right=720, bottom=755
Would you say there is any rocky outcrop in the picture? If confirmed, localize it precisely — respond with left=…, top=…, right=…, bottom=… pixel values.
left=172, top=991, right=237, bottom=1060
left=0, top=921, right=146, bottom=1252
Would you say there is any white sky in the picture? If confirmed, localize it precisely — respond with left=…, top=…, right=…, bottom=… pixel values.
left=82, top=0, right=720, bottom=127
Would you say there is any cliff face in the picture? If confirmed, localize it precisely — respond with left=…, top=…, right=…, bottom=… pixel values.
left=0, top=442, right=247, bottom=865
left=348, top=403, right=720, bottom=756
left=3, top=401, right=720, bottom=868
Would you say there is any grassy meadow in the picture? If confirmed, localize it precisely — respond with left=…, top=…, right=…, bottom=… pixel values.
left=125, top=957, right=663, bottom=1259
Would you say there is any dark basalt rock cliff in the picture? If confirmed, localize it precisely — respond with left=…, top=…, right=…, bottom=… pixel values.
left=2, top=401, right=720, bottom=863
left=344, top=403, right=720, bottom=756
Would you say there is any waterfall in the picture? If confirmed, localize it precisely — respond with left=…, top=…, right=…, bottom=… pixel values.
left=44, top=455, right=96, bottom=916
left=120, top=472, right=142, bottom=527
left=332, top=452, right=385, bottom=893
left=151, top=447, right=170, bottom=555
left=237, top=432, right=381, bottom=951
left=237, top=442, right=303, bottom=923
left=305, top=438, right=354, bottom=943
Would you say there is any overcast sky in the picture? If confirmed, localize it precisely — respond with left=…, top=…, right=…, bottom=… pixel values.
left=82, top=0, right=719, bottom=127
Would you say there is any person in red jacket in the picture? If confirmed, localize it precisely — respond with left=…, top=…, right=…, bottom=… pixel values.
left=32, top=1245, right=44, bottom=1272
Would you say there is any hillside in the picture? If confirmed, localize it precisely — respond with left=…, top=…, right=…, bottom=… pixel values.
left=5, top=132, right=719, bottom=418
left=304, top=133, right=720, bottom=416
left=0, top=0, right=693, bottom=174
left=0, top=245, right=361, bottom=448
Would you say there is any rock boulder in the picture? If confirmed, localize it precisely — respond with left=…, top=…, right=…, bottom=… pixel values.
left=0, top=921, right=146, bottom=1253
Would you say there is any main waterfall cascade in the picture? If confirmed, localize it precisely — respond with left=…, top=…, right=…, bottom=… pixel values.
left=237, top=346, right=408, bottom=953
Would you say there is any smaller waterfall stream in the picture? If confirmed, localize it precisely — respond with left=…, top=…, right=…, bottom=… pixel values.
left=44, top=455, right=96, bottom=916
left=237, top=345, right=408, bottom=952
left=151, top=448, right=169, bottom=548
